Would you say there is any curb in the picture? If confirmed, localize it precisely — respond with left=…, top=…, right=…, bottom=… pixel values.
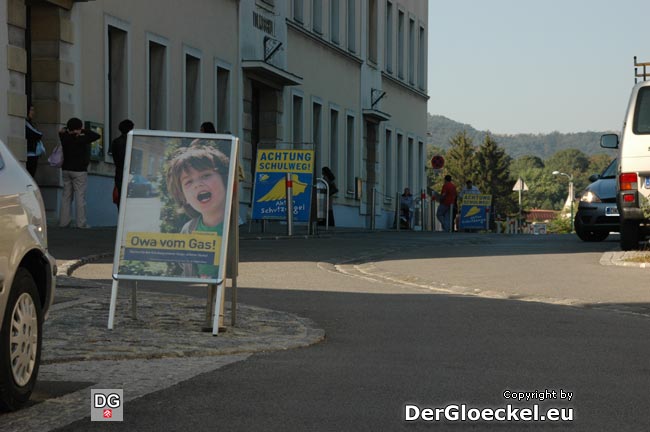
left=600, top=250, right=650, bottom=268
left=56, top=252, right=114, bottom=276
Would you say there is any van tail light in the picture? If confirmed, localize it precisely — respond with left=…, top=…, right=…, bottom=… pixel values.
left=623, top=194, right=635, bottom=203
left=619, top=172, right=638, bottom=191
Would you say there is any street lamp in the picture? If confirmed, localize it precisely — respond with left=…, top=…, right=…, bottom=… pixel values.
left=552, top=171, right=574, bottom=233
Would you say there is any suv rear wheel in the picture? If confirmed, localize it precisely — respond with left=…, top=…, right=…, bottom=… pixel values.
left=620, top=220, right=641, bottom=251
left=0, top=268, right=43, bottom=411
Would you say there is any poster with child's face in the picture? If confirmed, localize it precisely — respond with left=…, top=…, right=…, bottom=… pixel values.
left=112, top=130, right=237, bottom=284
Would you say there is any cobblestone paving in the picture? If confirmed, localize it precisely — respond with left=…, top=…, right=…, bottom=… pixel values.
left=0, top=272, right=324, bottom=431
left=44, top=276, right=324, bottom=364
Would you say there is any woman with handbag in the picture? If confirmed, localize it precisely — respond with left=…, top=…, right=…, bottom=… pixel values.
left=25, top=105, right=45, bottom=177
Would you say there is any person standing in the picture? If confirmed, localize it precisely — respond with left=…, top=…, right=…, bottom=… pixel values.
left=400, top=187, right=414, bottom=229
left=111, top=119, right=134, bottom=209
left=200, top=121, right=217, bottom=133
left=458, top=179, right=480, bottom=202
left=59, top=117, right=100, bottom=228
left=437, top=175, right=457, bottom=232
left=25, top=105, right=44, bottom=178
left=321, top=166, right=338, bottom=226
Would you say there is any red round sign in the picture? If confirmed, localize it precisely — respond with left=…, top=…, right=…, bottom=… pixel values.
left=431, top=155, right=445, bottom=170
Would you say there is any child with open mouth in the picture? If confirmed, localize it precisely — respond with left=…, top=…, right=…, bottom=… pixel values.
left=166, top=143, right=230, bottom=278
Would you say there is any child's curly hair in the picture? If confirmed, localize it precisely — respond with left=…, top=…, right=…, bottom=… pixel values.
left=165, top=143, right=230, bottom=218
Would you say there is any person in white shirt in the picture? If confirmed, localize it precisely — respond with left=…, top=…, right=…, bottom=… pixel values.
left=459, top=179, right=480, bottom=202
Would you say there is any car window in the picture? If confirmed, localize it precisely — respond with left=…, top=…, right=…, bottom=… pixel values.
left=0, top=153, right=4, bottom=170
left=633, top=87, right=650, bottom=134
left=601, top=159, right=617, bottom=178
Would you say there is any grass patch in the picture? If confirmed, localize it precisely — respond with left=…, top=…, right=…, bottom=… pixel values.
left=623, top=254, right=650, bottom=263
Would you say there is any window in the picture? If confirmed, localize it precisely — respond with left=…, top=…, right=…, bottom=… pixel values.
left=330, top=0, right=340, bottom=44
left=148, top=38, right=168, bottom=130
left=313, top=0, right=322, bottom=34
left=633, top=87, right=650, bottom=134
left=294, top=0, right=304, bottom=23
left=216, top=64, right=231, bottom=133
left=313, top=102, right=322, bottom=170
left=330, top=108, right=339, bottom=176
left=367, top=0, right=377, bottom=63
left=346, top=114, right=355, bottom=193
left=347, top=0, right=356, bottom=53
left=397, top=133, right=403, bottom=190
left=107, top=24, right=128, bottom=150
left=408, top=18, right=415, bottom=85
left=385, top=2, right=393, bottom=73
left=408, top=137, right=414, bottom=189
left=184, top=51, right=201, bottom=132
left=293, top=95, right=304, bottom=144
left=397, top=11, right=404, bottom=79
left=418, top=141, right=424, bottom=192
left=384, top=129, right=393, bottom=198
left=418, top=25, right=426, bottom=90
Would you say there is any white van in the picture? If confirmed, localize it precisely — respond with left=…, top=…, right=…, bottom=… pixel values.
left=601, top=80, right=650, bottom=250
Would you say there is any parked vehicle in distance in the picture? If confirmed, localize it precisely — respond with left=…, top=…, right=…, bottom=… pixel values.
left=601, top=79, right=650, bottom=250
left=0, top=140, right=56, bottom=411
left=127, top=174, right=158, bottom=198
left=574, top=159, right=619, bottom=242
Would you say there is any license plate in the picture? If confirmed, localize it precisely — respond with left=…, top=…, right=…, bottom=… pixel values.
left=605, top=206, right=619, bottom=216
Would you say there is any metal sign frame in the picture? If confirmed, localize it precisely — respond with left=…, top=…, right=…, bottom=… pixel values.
left=108, top=130, right=239, bottom=334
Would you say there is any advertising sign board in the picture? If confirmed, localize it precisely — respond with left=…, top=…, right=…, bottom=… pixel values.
left=251, top=149, right=314, bottom=222
left=459, top=194, right=492, bottom=230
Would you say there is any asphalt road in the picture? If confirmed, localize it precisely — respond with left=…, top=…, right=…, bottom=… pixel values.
left=52, top=231, right=650, bottom=431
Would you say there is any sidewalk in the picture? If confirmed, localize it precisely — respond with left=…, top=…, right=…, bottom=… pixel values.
left=44, top=226, right=325, bottom=365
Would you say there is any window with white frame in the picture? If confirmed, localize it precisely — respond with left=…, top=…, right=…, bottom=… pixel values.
left=294, top=0, right=304, bottom=23
left=184, top=51, right=201, bottom=132
left=418, top=25, right=426, bottom=90
left=408, top=18, right=415, bottom=85
left=368, top=0, right=377, bottom=63
left=313, top=101, right=322, bottom=169
left=148, top=37, right=168, bottom=130
left=385, top=2, right=393, bottom=73
left=313, top=0, right=323, bottom=34
left=107, top=23, right=128, bottom=151
left=408, top=137, right=414, bottom=189
left=397, top=10, right=404, bottom=79
left=396, top=133, right=404, bottom=191
left=347, top=0, right=356, bottom=53
left=293, top=94, right=304, bottom=144
left=330, top=0, right=340, bottom=44
left=384, top=129, right=393, bottom=198
left=330, top=108, right=339, bottom=176
left=418, top=140, right=425, bottom=192
left=216, top=64, right=231, bottom=133
left=346, top=114, right=355, bottom=193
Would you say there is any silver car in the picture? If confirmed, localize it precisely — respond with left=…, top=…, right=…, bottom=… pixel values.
left=0, top=141, right=56, bottom=411
left=574, top=158, right=619, bottom=242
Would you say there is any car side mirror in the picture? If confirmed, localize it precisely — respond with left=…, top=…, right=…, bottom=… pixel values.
left=600, top=134, right=619, bottom=149
left=588, top=174, right=600, bottom=182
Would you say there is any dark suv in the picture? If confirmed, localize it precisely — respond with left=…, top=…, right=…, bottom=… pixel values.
left=574, top=159, right=619, bottom=242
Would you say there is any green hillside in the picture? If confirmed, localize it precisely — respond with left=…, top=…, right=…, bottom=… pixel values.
left=427, top=114, right=616, bottom=160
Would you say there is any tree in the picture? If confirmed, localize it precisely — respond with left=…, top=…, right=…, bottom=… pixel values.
left=510, top=155, right=545, bottom=178
left=475, top=134, right=516, bottom=216
left=588, top=153, right=615, bottom=176
left=444, top=131, right=476, bottom=188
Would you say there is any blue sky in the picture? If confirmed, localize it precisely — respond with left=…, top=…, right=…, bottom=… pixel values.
left=427, top=0, right=650, bottom=134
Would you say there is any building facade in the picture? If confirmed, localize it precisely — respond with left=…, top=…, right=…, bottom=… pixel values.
left=1, top=0, right=427, bottom=228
